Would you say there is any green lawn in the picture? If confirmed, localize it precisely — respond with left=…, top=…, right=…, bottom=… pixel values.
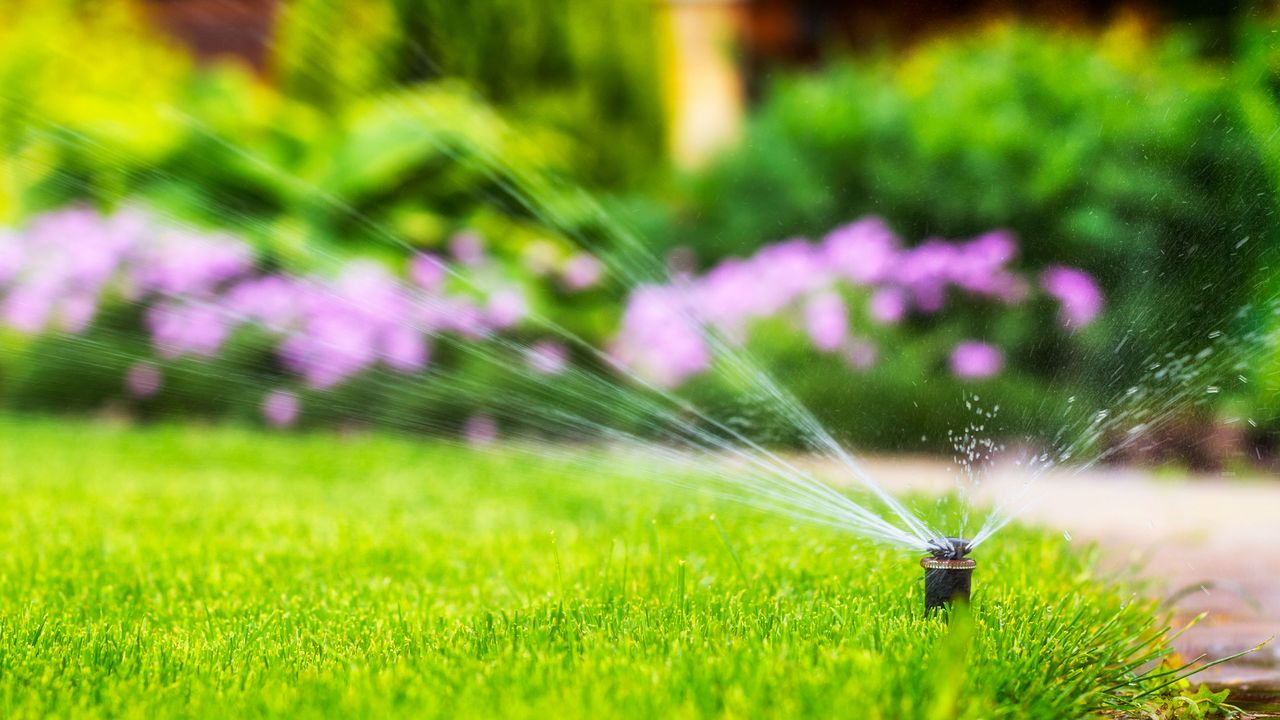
left=0, top=417, right=1184, bottom=718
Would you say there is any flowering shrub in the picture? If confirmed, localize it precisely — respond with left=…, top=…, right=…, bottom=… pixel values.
left=612, top=217, right=1102, bottom=387
left=0, top=208, right=1105, bottom=446
left=640, top=23, right=1271, bottom=433
left=0, top=207, right=591, bottom=428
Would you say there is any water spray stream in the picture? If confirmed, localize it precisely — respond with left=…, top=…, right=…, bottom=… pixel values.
left=8, top=20, right=1278, bottom=603
left=0, top=79, right=951, bottom=554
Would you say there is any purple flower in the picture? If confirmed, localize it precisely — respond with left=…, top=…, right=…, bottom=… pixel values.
left=262, top=390, right=300, bottom=427
left=125, top=362, right=162, bottom=398
left=803, top=290, right=848, bottom=352
left=146, top=303, right=232, bottom=358
left=823, top=218, right=899, bottom=285
left=409, top=253, right=447, bottom=291
left=868, top=288, right=907, bottom=325
left=893, top=239, right=957, bottom=313
left=561, top=253, right=604, bottom=291
left=5, top=207, right=1094, bottom=413
left=1041, top=266, right=1103, bottom=329
left=962, top=230, right=1017, bottom=268
left=334, top=262, right=403, bottom=316
left=486, top=287, right=527, bottom=329
left=58, top=292, right=99, bottom=333
left=950, top=341, right=1004, bottom=379
left=613, top=285, right=710, bottom=387
left=463, top=413, right=498, bottom=446
left=0, top=207, right=143, bottom=334
left=380, top=324, right=430, bottom=373
left=450, top=231, right=486, bottom=266
left=0, top=231, right=26, bottom=285
left=282, top=310, right=379, bottom=388
left=648, top=325, right=711, bottom=387
left=132, top=228, right=252, bottom=296
left=949, top=231, right=1025, bottom=302
left=225, top=276, right=299, bottom=332
left=265, top=262, right=420, bottom=385
left=526, top=340, right=569, bottom=375
left=749, top=239, right=826, bottom=314
left=2, top=284, right=55, bottom=333
left=694, top=259, right=756, bottom=333
left=432, top=296, right=491, bottom=339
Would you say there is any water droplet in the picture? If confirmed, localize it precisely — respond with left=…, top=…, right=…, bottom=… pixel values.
left=1063, top=531, right=1072, bottom=542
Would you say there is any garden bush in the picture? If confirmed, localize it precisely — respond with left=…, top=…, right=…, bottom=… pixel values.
left=642, top=22, right=1277, bottom=430
left=612, top=218, right=1103, bottom=449
left=0, top=0, right=635, bottom=272
left=0, top=2, right=647, bottom=443
left=5, top=4, right=1277, bottom=457
left=1232, top=17, right=1280, bottom=429
left=273, top=0, right=666, bottom=189
left=0, top=207, right=1100, bottom=453
left=0, top=206, right=622, bottom=437
left=0, top=0, right=193, bottom=221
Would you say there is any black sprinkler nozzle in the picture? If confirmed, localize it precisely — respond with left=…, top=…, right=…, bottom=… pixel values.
left=922, top=537, right=975, bottom=613
left=926, top=536, right=972, bottom=560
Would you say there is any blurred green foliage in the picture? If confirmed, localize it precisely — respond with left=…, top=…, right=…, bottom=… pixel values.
left=1235, top=17, right=1280, bottom=425
left=274, top=0, right=666, bottom=189
left=0, top=0, right=193, bottom=221
left=5, top=0, right=1280, bottom=460
left=0, top=0, right=641, bottom=269
left=637, top=22, right=1280, bottom=451
left=0, top=0, right=638, bottom=430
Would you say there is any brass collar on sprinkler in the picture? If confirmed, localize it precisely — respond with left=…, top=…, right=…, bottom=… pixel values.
left=920, top=556, right=977, bottom=571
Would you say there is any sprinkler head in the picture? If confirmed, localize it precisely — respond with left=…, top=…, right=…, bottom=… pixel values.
left=926, top=536, right=972, bottom=560
left=921, top=537, right=975, bottom=614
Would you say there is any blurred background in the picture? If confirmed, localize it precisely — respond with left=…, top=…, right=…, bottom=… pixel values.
left=3, top=0, right=1280, bottom=470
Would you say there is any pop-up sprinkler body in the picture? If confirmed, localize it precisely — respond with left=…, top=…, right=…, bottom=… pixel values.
left=921, top=537, right=975, bottom=613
